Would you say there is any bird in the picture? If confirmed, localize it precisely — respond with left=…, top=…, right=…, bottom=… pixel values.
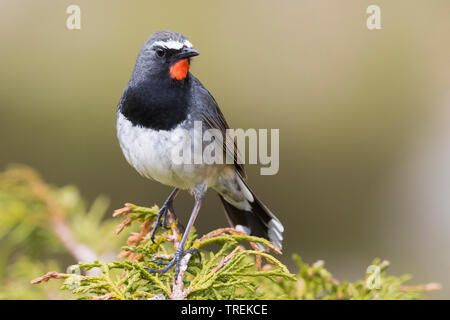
left=116, top=31, right=284, bottom=280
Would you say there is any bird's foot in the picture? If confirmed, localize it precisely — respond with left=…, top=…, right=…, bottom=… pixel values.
left=149, top=201, right=176, bottom=242
left=145, top=247, right=201, bottom=280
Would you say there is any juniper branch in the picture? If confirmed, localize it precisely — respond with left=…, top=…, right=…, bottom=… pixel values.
left=29, top=200, right=440, bottom=300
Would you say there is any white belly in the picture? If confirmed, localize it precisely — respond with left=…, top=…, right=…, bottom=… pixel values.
left=116, top=112, right=221, bottom=190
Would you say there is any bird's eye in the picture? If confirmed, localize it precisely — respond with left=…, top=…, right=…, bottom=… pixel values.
left=156, top=48, right=165, bottom=57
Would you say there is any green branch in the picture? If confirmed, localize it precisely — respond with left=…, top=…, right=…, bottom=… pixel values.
left=0, top=165, right=440, bottom=300
left=33, top=202, right=439, bottom=300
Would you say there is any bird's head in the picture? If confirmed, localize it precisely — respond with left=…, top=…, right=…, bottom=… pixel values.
left=133, top=31, right=199, bottom=83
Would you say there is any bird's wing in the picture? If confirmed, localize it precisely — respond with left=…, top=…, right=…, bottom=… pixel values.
left=191, top=76, right=246, bottom=179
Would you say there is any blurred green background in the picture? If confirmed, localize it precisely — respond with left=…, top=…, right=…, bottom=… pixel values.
left=1, top=0, right=449, bottom=298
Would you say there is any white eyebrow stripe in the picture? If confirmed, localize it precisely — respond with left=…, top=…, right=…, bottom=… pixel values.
left=152, top=40, right=193, bottom=50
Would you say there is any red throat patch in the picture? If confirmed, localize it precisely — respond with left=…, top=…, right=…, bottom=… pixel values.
left=169, top=59, right=190, bottom=80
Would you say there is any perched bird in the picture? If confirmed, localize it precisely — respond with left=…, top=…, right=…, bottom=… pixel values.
left=116, top=31, right=283, bottom=279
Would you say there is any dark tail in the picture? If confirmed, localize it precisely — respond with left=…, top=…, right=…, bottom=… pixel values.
left=218, top=189, right=284, bottom=250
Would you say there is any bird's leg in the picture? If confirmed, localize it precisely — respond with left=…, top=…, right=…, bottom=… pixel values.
left=150, top=188, right=180, bottom=242
left=146, top=185, right=206, bottom=281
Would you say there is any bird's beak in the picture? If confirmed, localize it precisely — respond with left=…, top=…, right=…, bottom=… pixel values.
left=175, top=48, right=200, bottom=60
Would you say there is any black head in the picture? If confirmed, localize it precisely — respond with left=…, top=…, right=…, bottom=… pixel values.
left=131, top=30, right=199, bottom=84
left=120, top=31, right=199, bottom=131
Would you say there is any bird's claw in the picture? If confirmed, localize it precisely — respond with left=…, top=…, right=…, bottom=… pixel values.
left=149, top=202, right=175, bottom=242
left=161, top=205, right=173, bottom=229
left=145, top=247, right=201, bottom=280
